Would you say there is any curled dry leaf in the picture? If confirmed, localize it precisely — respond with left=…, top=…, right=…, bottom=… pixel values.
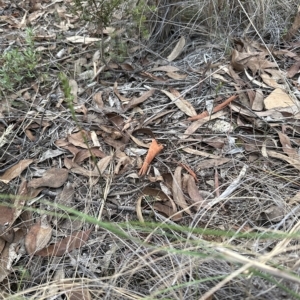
left=28, top=168, right=68, bottom=189
left=35, top=229, right=92, bottom=257
left=172, top=166, right=192, bottom=215
left=25, top=216, right=52, bottom=255
left=0, top=159, right=34, bottom=184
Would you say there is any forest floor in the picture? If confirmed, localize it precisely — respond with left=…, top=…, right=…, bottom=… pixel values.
left=1, top=0, right=300, bottom=299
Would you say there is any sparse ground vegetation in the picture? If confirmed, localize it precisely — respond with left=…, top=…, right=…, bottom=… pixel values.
left=0, top=0, right=300, bottom=299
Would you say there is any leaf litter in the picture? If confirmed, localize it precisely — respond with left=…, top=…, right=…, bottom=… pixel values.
left=0, top=0, right=300, bottom=298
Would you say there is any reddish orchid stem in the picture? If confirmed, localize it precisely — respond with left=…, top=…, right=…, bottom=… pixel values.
left=188, top=94, right=238, bottom=121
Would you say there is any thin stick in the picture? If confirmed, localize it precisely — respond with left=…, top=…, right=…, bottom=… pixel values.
left=188, top=94, right=238, bottom=121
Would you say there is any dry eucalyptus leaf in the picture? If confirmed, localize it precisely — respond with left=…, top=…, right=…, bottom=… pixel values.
left=149, top=65, right=180, bottom=72
left=28, top=168, right=68, bottom=188
left=278, top=132, right=299, bottom=158
left=251, top=89, right=264, bottom=111
left=66, top=36, right=101, bottom=44
left=267, top=150, right=300, bottom=171
left=167, top=36, right=185, bottom=62
left=93, top=91, right=104, bottom=108
left=25, top=216, right=52, bottom=255
left=172, top=166, right=192, bottom=215
left=124, top=89, right=155, bottom=111
left=96, top=156, right=112, bottom=174
left=55, top=182, right=74, bottom=207
left=0, top=159, right=34, bottom=184
left=264, top=88, right=295, bottom=109
left=38, top=149, right=64, bottom=163
left=166, top=72, right=187, bottom=80
left=186, top=175, right=204, bottom=210
left=66, top=288, right=91, bottom=300
left=161, top=89, right=196, bottom=117
left=35, top=229, right=91, bottom=257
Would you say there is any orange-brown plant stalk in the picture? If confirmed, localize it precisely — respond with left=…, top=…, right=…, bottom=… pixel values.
left=188, top=94, right=238, bottom=121
left=139, top=139, right=164, bottom=176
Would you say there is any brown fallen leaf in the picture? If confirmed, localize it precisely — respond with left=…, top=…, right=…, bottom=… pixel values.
left=124, top=89, right=155, bottom=111
left=141, top=187, right=168, bottom=199
left=186, top=175, right=204, bottom=211
left=172, top=166, right=192, bottom=215
left=64, top=157, right=100, bottom=177
left=267, top=150, right=300, bottom=171
left=161, top=89, right=197, bottom=117
left=28, top=168, right=68, bottom=189
left=68, top=130, right=91, bottom=149
left=287, top=61, right=300, bottom=78
left=264, top=88, right=295, bottom=110
left=35, top=229, right=92, bottom=256
left=93, top=91, right=104, bottom=108
left=66, top=288, right=91, bottom=300
left=153, top=200, right=182, bottom=221
left=167, top=36, right=185, bottom=62
left=73, top=148, right=106, bottom=164
left=278, top=132, right=299, bottom=159
left=25, top=215, right=52, bottom=255
left=251, top=89, right=264, bottom=111
left=139, top=139, right=164, bottom=176
left=0, top=159, right=34, bottom=184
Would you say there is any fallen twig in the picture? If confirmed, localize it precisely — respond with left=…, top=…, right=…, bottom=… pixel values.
left=188, top=94, right=238, bottom=121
